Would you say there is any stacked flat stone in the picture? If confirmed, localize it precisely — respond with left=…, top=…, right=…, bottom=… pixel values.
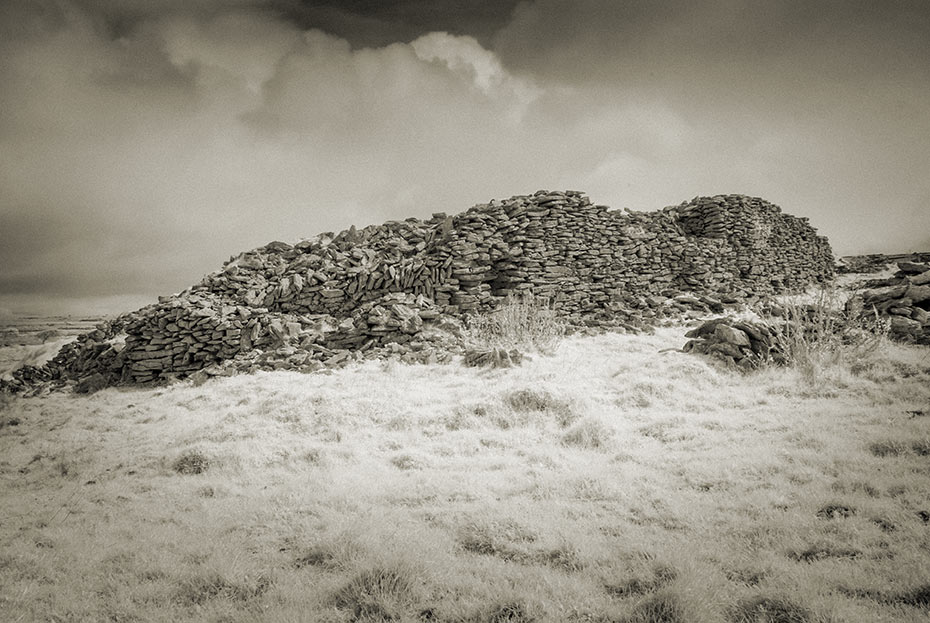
left=682, top=318, right=779, bottom=369
left=5, top=190, right=834, bottom=390
left=849, top=263, right=930, bottom=344
left=837, top=252, right=930, bottom=275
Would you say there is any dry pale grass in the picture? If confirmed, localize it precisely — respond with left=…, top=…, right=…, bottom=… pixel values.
left=464, top=294, right=566, bottom=354
left=760, top=287, right=890, bottom=384
left=1, top=325, right=929, bottom=622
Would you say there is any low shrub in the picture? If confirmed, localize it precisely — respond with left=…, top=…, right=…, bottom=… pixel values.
left=464, top=294, right=565, bottom=354
left=757, top=287, right=887, bottom=381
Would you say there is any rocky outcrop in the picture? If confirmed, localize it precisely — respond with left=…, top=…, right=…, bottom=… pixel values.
left=682, top=318, right=780, bottom=369
left=848, top=264, right=930, bottom=344
left=837, top=252, right=930, bottom=275
left=2, top=190, right=833, bottom=391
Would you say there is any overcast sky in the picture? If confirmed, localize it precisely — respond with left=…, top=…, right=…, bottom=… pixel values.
left=2, top=0, right=929, bottom=316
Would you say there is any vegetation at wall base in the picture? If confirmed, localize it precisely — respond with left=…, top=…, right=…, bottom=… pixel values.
left=463, top=294, right=567, bottom=355
left=759, top=287, right=890, bottom=382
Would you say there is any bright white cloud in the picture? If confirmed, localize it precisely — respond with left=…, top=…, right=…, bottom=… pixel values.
left=411, top=31, right=540, bottom=120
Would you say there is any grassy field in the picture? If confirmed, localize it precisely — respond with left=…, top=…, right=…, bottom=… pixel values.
left=1, top=324, right=929, bottom=622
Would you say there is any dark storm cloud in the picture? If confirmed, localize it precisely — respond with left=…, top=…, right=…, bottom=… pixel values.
left=495, top=0, right=930, bottom=84
left=66, top=0, right=522, bottom=47
left=268, top=0, right=521, bottom=47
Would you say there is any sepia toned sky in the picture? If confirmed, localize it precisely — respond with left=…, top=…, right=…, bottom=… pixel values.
left=1, top=0, right=929, bottom=316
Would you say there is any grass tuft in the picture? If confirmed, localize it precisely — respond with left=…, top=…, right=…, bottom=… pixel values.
left=478, top=602, right=534, bottom=623
left=390, top=453, right=422, bottom=470
left=503, top=388, right=575, bottom=426
left=868, top=439, right=909, bottom=457
left=627, top=590, right=688, bottom=623
left=605, top=563, right=678, bottom=598
left=561, top=417, right=614, bottom=450
left=294, top=536, right=363, bottom=571
left=815, top=503, right=855, bottom=520
left=787, top=543, right=862, bottom=563
left=172, top=449, right=210, bottom=474
left=911, top=438, right=930, bottom=456
left=458, top=520, right=536, bottom=562
left=723, top=566, right=767, bottom=587
left=465, top=294, right=566, bottom=354
left=534, top=543, right=585, bottom=572
left=896, top=584, right=930, bottom=608
left=840, top=583, right=930, bottom=609
left=174, top=571, right=271, bottom=607
left=294, top=545, right=338, bottom=570
left=331, top=564, right=421, bottom=621
left=728, top=594, right=812, bottom=623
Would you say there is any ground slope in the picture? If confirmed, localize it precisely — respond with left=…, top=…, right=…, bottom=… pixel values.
left=2, top=326, right=929, bottom=622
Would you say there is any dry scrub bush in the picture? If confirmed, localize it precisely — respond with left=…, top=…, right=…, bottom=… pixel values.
left=759, top=286, right=888, bottom=381
left=465, top=294, right=566, bottom=354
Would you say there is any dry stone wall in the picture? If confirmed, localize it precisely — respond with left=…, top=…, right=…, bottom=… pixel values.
left=4, top=190, right=834, bottom=389
left=848, top=261, right=930, bottom=344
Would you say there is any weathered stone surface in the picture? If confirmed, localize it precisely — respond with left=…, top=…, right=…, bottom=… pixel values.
left=714, top=324, right=751, bottom=346
left=862, top=285, right=909, bottom=304
left=889, top=316, right=922, bottom=338
left=912, top=270, right=930, bottom=286
left=905, top=285, right=930, bottom=304
left=683, top=317, right=780, bottom=368
left=845, top=268, right=930, bottom=344
left=898, top=261, right=930, bottom=275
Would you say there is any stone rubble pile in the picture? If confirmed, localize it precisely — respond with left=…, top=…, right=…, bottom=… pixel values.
left=682, top=318, right=780, bottom=369
left=847, top=263, right=930, bottom=344
left=837, top=252, right=930, bottom=275
left=2, top=190, right=834, bottom=392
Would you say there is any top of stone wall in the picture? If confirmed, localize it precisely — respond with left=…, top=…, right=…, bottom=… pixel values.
left=3, top=190, right=834, bottom=391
